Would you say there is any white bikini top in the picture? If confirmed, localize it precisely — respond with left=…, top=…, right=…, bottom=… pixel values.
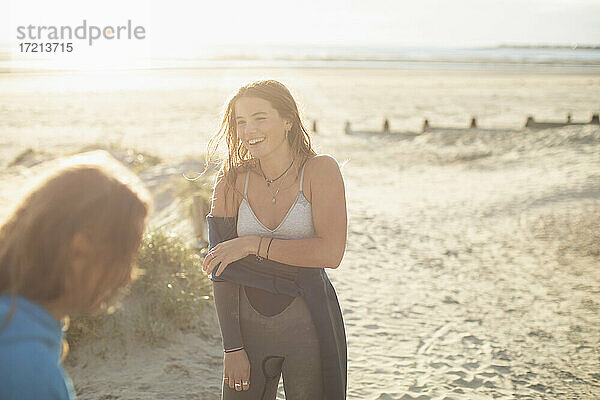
left=237, top=162, right=315, bottom=240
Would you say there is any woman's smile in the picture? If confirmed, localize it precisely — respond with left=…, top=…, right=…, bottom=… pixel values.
left=248, top=137, right=265, bottom=146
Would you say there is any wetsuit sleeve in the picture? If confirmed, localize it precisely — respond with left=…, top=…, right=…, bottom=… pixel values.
left=212, top=280, right=244, bottom=351
left=206, top=215, right=244, bottom=352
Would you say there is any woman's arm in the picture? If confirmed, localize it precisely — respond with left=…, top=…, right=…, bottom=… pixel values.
left=209, top=169, right=244, bottom=352
left=245, top=155, right=347, bottom=269
left=212, top=280, right=244, bottom=352
left=264, top=155, right=346, bottom=268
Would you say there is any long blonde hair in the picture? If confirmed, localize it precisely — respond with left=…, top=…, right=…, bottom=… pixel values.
left=0, top=153, right=151, bottom=318
left=205, top=80, right=317, bottom=211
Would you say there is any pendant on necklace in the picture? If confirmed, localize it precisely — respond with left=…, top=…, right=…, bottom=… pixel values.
left=272, top=197, right=276, bottom=204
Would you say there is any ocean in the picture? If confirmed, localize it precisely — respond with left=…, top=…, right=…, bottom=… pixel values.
left=3, top=44, right=600, bottom=72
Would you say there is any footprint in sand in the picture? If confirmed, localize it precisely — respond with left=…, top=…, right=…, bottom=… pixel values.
left=461, top=334, right=483, bottom=345
left=164, top=363, right=191, bottom=377
left=490, top=364, right=511, bottom=374
left=447, top=370, right=467, bottom=378
left=462, top=361, right=480, bottom=370
left=452, top=377, right=483, bottom=389
left=528, top=383, right=550, bottom=393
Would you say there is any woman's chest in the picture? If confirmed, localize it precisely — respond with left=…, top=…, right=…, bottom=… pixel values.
left=237, top=172, right=312, bottom=232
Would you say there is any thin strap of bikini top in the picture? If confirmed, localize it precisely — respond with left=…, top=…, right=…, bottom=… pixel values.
left=244, top=169, right=250, bottom=199
left=299, top=161, right=306, bottom=193
left=244, top=161, right=307, bottom=200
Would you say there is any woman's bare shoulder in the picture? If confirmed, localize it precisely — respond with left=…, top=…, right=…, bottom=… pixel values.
left=211, top=166, right=247, bottom=217
left=304, top=154, right=343, bottom=201
left=305, top=154, right=341, bottom=179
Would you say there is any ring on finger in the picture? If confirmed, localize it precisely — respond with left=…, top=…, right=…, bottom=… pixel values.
left=242, top=380, right=249, bottom=386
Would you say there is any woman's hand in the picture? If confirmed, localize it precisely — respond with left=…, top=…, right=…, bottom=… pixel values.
left=203, top=236, right=258, bottom=276
left=223, top=349, right=251, bottom=392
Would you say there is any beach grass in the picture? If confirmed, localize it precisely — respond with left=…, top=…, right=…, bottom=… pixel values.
left=63, top=145, right=216, bottom=348
left=66, top=228, right=212, bottom=347
left=76, top=144, right=162, bottom=174
left=132, top=229, right=212, bottom=340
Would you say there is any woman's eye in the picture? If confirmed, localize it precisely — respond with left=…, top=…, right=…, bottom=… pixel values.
left=256, top=117, right=266, bottom=121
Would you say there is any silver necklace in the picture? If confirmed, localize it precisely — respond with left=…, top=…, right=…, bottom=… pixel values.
left=260, top=159, right=294, bottom=186
left=259, top=160, right=294, bottom=204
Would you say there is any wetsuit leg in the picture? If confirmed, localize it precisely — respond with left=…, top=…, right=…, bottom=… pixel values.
left=221, top=287, right=283, bottom=400
left=225, top=287, right=324, bottom=400
left=279, top=298, right=324, bottom=399
left=281, top=339, right=324, bottom=399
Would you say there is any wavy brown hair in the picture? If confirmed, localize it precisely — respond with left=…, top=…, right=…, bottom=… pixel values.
left=205, top=80, right=317, bottom=212
left=0, top=153, right=151, bottom=321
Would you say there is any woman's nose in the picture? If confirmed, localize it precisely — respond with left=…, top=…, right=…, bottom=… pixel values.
left=243, top=121, right=258, bottom=134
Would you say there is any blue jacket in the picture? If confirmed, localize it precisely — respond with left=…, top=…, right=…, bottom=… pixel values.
left=0, top=295, right=76, bottom=400
left=207, top=215, right=347, bottom=400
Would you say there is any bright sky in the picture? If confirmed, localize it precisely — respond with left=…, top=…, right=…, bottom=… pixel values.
left=2, top=0, right=600, bottom=58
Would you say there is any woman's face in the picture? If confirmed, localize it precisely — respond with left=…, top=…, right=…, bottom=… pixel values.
left=234, top=96, right=291, bottom=159
left=68, top=251, right=132, bottom=315
left=67, top=219, right=144, bottom=315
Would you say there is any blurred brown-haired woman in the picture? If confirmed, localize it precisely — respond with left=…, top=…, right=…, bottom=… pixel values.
left=0, top=151, right=151, bottom=400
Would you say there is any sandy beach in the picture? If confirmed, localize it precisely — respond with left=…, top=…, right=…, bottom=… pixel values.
left=1, top=67, right=599, bottom=399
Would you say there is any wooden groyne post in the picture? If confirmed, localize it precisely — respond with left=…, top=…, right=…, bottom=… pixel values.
left=344, top=121, right=352, bottom=135
left=422, top=119, right=430, bottom=132
left=525, top=116, right=535, bottom=128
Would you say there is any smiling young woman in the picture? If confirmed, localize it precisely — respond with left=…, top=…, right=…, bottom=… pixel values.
left=203, top=80, right=348, bottom=399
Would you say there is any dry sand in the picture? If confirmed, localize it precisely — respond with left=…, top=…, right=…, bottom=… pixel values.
left=1, top=67, right=599, bottom=399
